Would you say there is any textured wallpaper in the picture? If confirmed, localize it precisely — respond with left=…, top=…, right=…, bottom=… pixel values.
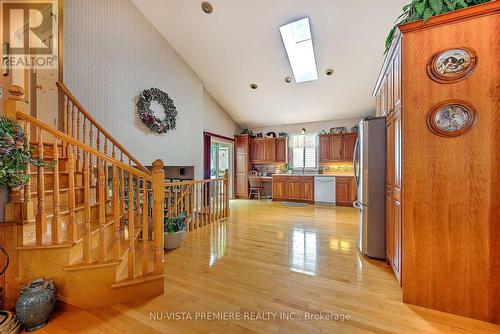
left=64, top=0, right=207, bottom=177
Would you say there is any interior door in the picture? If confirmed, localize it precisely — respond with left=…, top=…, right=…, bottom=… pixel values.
left=210, top=140, right=233, bottom=197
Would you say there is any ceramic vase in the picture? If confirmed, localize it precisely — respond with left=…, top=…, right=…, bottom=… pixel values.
left=15, top=279, right=57, bottom=332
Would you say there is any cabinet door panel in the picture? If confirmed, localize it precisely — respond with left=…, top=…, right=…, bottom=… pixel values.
left=263, top=139, right=276, bottom=162
left=319, top=135, right=330, bottom=162
left=236, top=154, right=248, bottom=173
left=329, top=136, right=343, bottom=161
left=386, top=191, right=394, bottom=264
left=286, top=177, right=301, bottom=200
left=275, top=138, right=287, bottom=163
left=272, top=178, right=286, bottom=199
left=235, top=174, right=248, bottom=197
left=393, top=199, right=402, bottom=283
left=299, top=177, right=314, bottom=201
left=343, top=134, right=357, bottom=162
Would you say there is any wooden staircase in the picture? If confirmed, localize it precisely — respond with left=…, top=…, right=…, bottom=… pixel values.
left=2, top=83, right=166, bottom=308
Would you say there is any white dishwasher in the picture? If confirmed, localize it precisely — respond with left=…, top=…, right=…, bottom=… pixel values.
left=314, top=176, right=336, bottom=204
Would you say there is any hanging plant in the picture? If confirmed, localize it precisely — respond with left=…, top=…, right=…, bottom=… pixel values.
left=0, top=117, right=53, bottom=192
left=385, top=0, right=492, bottom=53
left=137, top=88, right=178, bottom=134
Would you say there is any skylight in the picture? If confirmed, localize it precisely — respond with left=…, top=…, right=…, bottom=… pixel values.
left=279, top=17, right=318, bottom=83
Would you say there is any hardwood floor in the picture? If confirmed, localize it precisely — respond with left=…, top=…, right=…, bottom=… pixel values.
left=39, top=200, right=500, bottom=333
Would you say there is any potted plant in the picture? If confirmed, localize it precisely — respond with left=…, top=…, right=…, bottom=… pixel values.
left=278, top=132, right=288, bottom=139
left=385, top=0, right=492, bottom=53
left=0, top=117, right=50, bottom=212
left=163, top=211, right=188, bottom=249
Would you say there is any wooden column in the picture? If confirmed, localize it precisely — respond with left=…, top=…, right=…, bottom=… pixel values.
left=151, top=160, right=165, bottom=275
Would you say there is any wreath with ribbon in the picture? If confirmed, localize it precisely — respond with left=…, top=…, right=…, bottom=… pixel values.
left=137, top=88, right=178, bottom=134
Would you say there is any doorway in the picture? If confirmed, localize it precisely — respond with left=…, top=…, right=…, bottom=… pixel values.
left=210, top=139, right=233, bottom=198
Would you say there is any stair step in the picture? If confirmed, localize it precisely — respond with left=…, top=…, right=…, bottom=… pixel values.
left=63, top=259, right=121, bottom=271
left=111, top=273, right=164, bottom=289
left=16, top=243, right=75, bottom=250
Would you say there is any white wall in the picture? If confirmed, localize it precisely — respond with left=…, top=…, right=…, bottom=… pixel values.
left=64, top=0, right=238, bottom=179
left=203, top=89, right=240, bottom=138
left=251, top=118, right=361, bottom=137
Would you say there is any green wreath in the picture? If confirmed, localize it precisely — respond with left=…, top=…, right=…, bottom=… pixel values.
left=137, top=88, right=178, bottom=134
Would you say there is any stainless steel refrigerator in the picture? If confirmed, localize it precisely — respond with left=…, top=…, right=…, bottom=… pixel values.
left=353, top=117, right=386, bottom=260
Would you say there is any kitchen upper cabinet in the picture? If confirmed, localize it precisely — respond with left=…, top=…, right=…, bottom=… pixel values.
left=329, top=136, right=343, bottom=161
left=285, top=177, right=301, bottom=200
left=343, top=133, right=357, bottom=162
left=263, top=139, right=276, bottom=162
left=299, top=177, right=314, bottom=201
left=335, top=176, right=356, bottom=206
left=275, top=138, right=287, bottom=163
left=250, top=138, right=286, bottom=164
left=319, top=135, right=330, bottom=162
left=318, top=133, right=358, bottom=163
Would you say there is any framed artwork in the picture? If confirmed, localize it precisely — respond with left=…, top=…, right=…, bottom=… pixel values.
left=427, top=100, right=477, bottom=137
left=427, top=47, right=477, bottom=84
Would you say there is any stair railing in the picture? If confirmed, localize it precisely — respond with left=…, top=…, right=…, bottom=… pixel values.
left=9, top=110, right=165, bottom=279
left=165, top=170, right=230, bottom=231
left=56, top=82, right=149, bottom=174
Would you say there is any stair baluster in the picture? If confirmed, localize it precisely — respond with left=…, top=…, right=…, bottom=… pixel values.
left=76, top=110, right=81, bottom=171
left=22, top=121, right=33, bottom=225
left=120, top=153, right=125, bottom=214
left=104, top=138, right=109, bottom=202
left=83, top=150, right=92, bottom=263
left=141, top=179, right=149, bottom=275
left=112, top=164, right=121, bottom=260
left=36, top=128, right=46, bottom=245
left=97, top=155, right=106, bottom=263
left=67, top=144, right=77, bottom=243
left=51, top=137, right=61, bottom=244
left=127, top=172, right=136, bottom=278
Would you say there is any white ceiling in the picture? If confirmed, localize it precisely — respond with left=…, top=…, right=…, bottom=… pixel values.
left=132, top=0, right=407, bottom=128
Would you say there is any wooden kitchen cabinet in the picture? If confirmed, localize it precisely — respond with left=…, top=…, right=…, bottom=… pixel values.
left=272, top=176, right=286, bottom=200
left=275, top=138, right=287, bottom=163
left=319, top=133, right=358, bottom=163
left=343, top=133, right=357, bottom=162
left=329, top=135, right=343, bottom=161
left=319, top=135, right=330, bottom=162
left=285, top=177, right=301, bottom=200
left=335, top=176, right=356, bottom=206
left=272, top=175, right=314, bottom=203
left=250, top=138, right=287, bottom=164
left=299, top=177, right=314, bottom=202
left=234, top=135, right=251, bottom=198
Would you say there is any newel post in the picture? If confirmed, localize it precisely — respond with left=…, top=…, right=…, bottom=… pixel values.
left=152, top=159, right=165, bottom=274
left=224, top=169, right=230, bottom=218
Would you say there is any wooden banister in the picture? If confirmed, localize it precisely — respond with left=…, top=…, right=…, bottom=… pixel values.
left=16, top=112, right=152, bottom=181
left=56, top=81, right=149, bottom=173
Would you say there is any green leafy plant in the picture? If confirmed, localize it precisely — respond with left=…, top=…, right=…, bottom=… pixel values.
left=164, top=211, right=188, bottom=235
left=385, top=0, right=492, bottom=53
left=0, top=117, right=52, bottom=190
left=278, top=132, right=289, bottom=138
left=240, top=128, right=254, bottom=136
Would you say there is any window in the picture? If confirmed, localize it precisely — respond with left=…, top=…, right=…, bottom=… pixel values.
left=290, top=134, right=317, bottom=170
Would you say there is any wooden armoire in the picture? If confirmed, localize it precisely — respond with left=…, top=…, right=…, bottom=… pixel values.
left=374, top=2, right=499, bottom=324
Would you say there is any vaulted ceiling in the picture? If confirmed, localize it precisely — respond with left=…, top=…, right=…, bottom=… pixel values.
left=132, top=0, right=407, bottom=128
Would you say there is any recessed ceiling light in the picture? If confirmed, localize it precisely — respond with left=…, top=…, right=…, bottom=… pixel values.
left=250, top=83, right=258, bottom=90
left=325, top=69, right=334, bottom=76
left=284, top=77, right=292, bottom=83
left=201, top=1, right=213, bottom=14
left=279, top=17, right=318, bottom=83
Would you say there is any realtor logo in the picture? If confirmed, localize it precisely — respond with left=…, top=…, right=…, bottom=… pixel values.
left=2, top=1, right=58, bottom=69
